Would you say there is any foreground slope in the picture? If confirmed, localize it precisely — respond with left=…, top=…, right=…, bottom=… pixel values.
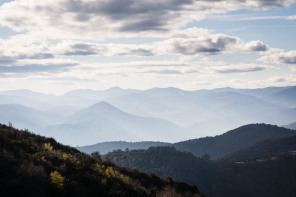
left=0, top=124, right=203, bottom=197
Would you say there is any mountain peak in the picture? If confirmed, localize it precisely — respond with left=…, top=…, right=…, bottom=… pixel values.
left=88, top=101, right=119, bottom=112
left=106, top=86, right=123, bottom=91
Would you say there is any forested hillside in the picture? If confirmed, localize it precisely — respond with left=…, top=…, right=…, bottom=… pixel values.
left=0, top=124, right=203, bottom=197
left=105, top=145, right=296, bottom=197
left=221, top=135, right=296, bottom=161
left=174, top=124, right=295, bottom=158
left=78, top=141, right=170, bottom=154
left=79, top=124, right=295, bottom=158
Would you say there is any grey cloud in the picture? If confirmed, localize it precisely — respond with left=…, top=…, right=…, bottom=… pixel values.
left=119, top=49, right=155, bottom=56
left=75, top=14, right=90, bottom=22
left=63, top=51, right=97, bottom=56
left=0, top=56, right=17, bottom=65
left=63, top=43, right=106, bottom=56
left=280, top=56, right=296, bottom=64
left=1, top=0, right=294, bottom=38
left=0, top=63, right=78, bottom=74
left=146, top=70, right=182, bottom=75
left=61, top=42, right=156, bottom=57
left=119, top=17, right=168, bottom=32
left=250, top=0, right=293, bottom=6
left=205, top=0, right=293, bottom=7
left=145, top=68, right=197, bottom=75
left=243, top=41, right=269, bottom=52
left=0, top=53, right=54, bottom=67
left=275, top=78, right=286, bottom=82
left=66, top=0, right=192, bottom=16
left=18, top=53, right=54, bottom=59
left=72, top=44, right=95, bottom=50
left=63, top=0, right=193, bottom=32
left=213, top=65, right=267, bottom=73
left=248, top=43, right=268, bottom=51
left=170, top=35, right=238, bottom=55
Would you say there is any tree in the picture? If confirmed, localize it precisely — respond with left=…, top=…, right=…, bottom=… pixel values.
left=50, top=171, right=65, bottom=190
left=91, top=151, right=102, bottom=162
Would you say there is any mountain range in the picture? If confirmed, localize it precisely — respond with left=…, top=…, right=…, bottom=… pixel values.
left=0, top=86, right=295, bottom=145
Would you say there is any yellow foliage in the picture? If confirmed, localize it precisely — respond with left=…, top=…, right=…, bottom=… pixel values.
left=105, top=167, right=129, bottom=184
left=62, top=153, right=69, bottom=161
left=50, top=171, right=65, bottom=190
left=43, top=143, right=53, bottom=151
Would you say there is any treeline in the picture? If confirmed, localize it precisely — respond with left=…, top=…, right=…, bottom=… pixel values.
left=0, top=124, right=204, bottom=197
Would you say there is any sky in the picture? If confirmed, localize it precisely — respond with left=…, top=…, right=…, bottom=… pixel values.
left=0, top=0, right=296, bottom=94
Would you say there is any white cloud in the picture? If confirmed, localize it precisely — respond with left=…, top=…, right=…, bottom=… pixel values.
left=241, top=40, right=269, bottom=52
left=259, top=50, right=296, bottom=64
left=287, top=15, right=296, bottom=20
left=210, top=74, right=296, bottom=89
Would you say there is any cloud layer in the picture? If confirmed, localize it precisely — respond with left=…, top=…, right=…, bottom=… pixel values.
left=0, top=0, right=294, bottom=39
left=0, top=0, right=295, bottom=92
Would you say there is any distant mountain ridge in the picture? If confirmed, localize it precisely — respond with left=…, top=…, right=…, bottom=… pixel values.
left=265, top=86, right=296, bottom=107
left=42, top=101, right=186, bottom=145
left=283, top=121, right=296, bottom=130
left=1, top=86, right=295, bottom=145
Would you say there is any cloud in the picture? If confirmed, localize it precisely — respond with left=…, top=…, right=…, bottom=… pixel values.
left=55, top=41, right=157, bottom=57
left=162, top=33, right=269, bottom=56
left=0, top=58, right=79, bottom=76
left=62, top=43, right=100, bottom=56
left=241, top=40, right=269, bottom=52
left=0, top=0, right=294, bottom=39
left=259, top=50, right=296, bottom=64
left=47, top=60, right=199, bottom=80
left=287, top=15, right=296, bottom=20
left=164, top=34, right=239, bottom=55
left=209, top=74, right=296, bottom=89
left=252, top=0, right=295, bottom=6
left=0, top=56, right=17, bottom=65
left=290, top=67, right=296, bottom=72
left=0, top=0, right=193, bottom=39
left=210, top=64, right=271, bottom=73
left=0, top=63, right=76, bottom=74
left=0, top=26, right=273, bottom=66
